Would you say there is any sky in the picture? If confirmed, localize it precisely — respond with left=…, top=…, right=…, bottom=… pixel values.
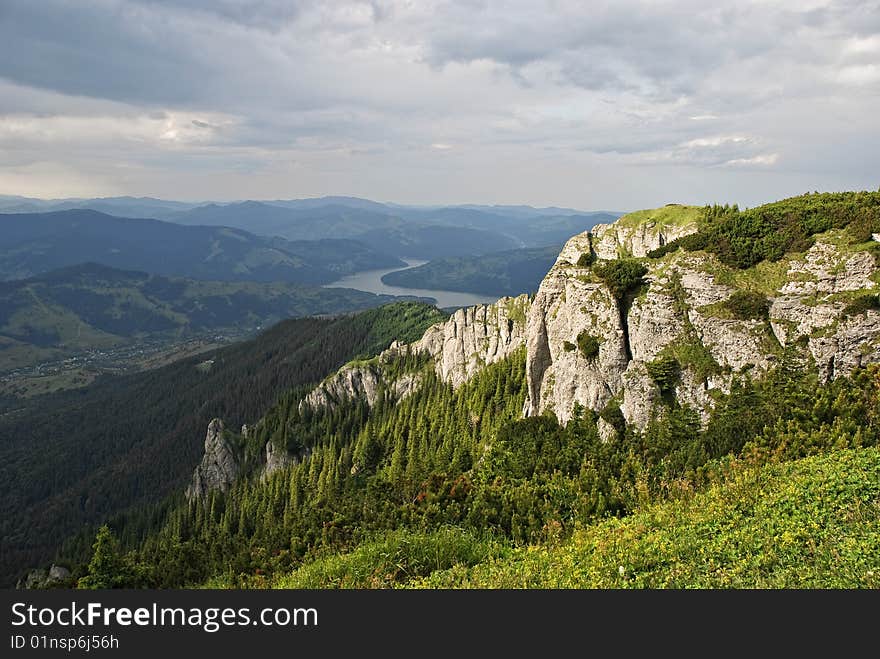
left=0, top=0, right=878, bottom=211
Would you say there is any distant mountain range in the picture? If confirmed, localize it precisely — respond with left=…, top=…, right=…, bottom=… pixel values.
left=0, top=262, right=430, bottom=371
left=0, top=195, right=622, bottom=259
left=0, top=209, right=403, bottom=283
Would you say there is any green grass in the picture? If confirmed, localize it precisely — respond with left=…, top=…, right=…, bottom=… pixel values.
left=270, top=528, right=506, bottom=589
left=615, top=205, right=704, bottom=230
left=414, top=448, right=880, bottom=588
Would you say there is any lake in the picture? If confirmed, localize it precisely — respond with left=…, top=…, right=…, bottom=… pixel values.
left=323, top=259, right=499, bottom=309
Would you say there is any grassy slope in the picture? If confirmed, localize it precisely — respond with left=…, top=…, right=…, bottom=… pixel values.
left=416, top=449, right=880, bottom=588
left=614, top=204, right=704, bottom=230
left=268, top=449, right=880, bottom=589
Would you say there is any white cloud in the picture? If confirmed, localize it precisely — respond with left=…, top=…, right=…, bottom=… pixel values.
left=724, top=153, right=780, bottom=167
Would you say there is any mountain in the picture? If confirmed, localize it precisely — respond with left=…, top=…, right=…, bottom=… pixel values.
left=381, top=244, right=560, bottom=296
left=0, top=196, right=201, bottom=219
left=355, top=224, right=521, bottom=258
left=1, top=196, right=620, bottom=260
left=0, top=262, right=432, bottom=372
left=0, top=209, right=403, bottom=283
left=170, top=199, right=619, bottom=255
left=24, top=191, right=880, bottom=590
left=168, top=201, right=523, bottom=257
left=167, top=201, right=408, bottom=239
left=0, top=302, right=447, bottom=587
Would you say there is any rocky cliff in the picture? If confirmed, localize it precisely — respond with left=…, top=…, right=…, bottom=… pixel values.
left=300, top=295, right=530, bottom=415
left=524, top=206, right=880, bottom=429
left=186, top=419, right=241, bottom=500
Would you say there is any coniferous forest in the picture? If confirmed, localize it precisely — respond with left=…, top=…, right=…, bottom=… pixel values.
left=70, top=345, right=880, bottom=589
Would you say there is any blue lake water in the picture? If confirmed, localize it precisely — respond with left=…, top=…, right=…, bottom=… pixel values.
left=323, top=259, right=498, bottom=309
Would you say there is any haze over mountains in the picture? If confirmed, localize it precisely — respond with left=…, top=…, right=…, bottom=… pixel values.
left=0, top=209, right=403, bottom=283
left=0, top=194, right=619, bottom=259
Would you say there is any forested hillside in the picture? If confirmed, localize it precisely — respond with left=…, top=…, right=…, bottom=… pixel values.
left=0, top=302, right=445, bottom=586
left=381, top=245, right=560, bottom=296
left=70, top=350, right=880, bottom=589
left=0, top=263, right=429, bottom=371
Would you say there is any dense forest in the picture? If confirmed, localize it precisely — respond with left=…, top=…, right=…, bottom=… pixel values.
left=0, top=302, right=445, bottom=586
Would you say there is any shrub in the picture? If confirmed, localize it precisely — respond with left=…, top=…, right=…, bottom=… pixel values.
left=576, top=332, right=600, bottom=360
left=844, top=294, right=880, bottom=317
left=646, top=356, right=681, bottom=394
left=683, top=192, right=880, bottom=269
left=562, top=341, right=576, bottom=352
left=724, top=290, right=770, bottom=320
left=577, top=252, right=596, bottom=267
left=592, top=259, right=648, bottom=300
left=273, top=528, right=504, bottom=588
left=647, top=241, right=680, bottom=259
left=598, top=401, right=626, bottom=434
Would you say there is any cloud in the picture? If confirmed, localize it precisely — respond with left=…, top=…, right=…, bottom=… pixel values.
left=0, top=0, right=877, bottom=207
left=724, top=154, right=780, bottom=167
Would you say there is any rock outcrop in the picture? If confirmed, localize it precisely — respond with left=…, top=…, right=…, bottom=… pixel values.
left=186, top=419, right=240, bottom=500
left=525, top=220, right=880, bottom=429
left=263, top=440, right=291, bottom=479
left=589, top=207, right=700, bottom=259
left=301, top=296, right=530, bottom=415
left=18, top=564, right=73, bottom=589
left=415, top=295, right=530, bottom=388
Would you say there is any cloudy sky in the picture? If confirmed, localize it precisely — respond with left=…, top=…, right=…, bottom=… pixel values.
left=0, top=0, right=878, bottom=210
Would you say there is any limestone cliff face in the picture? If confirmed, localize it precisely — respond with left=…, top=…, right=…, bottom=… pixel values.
left=186, top=419, right=240, bottom=500
left=414, top=295, right=530, bottom=388
left=590, top=208, right=700, bottom=259
left=301, top=296, right=530, bottom=415
left=525, top=220, right=880, bottom=429
left=770, top=242, right=880, bottom=380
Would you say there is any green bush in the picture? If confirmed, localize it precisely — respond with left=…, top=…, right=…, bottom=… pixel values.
left=646, top=356, right=681, bottom=394
left=562, top=341, right=576, bottom=352
left=592, top=259, right=648, bottom=300
left=844, top=294, right=880, bottom=317
left=576, top=332, right=600, bottom=360
left=724, top=290, right=770, bottom=320
left=577, top=252, right=596, bottom=267
left=647, top=241, right=680, bottom=259
left=598, top=401, right=626, bottom=434
left=681, top=192, right=880, bottom=269
left=416, top=448, right=880, bottom=589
